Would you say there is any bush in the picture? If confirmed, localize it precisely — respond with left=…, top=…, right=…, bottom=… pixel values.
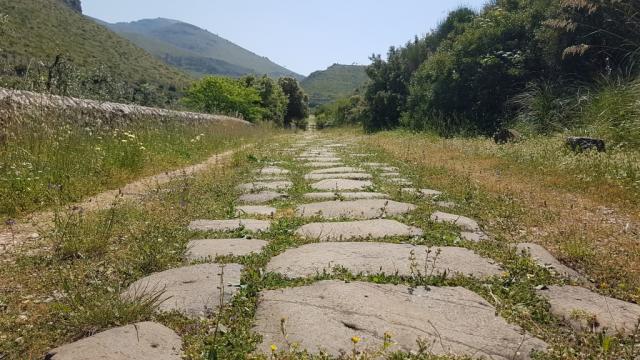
left=182, top=76, right=263, bottom=121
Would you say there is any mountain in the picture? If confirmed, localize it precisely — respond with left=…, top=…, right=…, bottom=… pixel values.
left=1, top=0, right=190, bottom=89
left=301, top=64, right=369, bottom=106
left=101, top=18, right=304, bottom=80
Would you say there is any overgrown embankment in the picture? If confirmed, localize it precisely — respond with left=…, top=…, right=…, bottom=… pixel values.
left=0, top=88, right=268, bottom=217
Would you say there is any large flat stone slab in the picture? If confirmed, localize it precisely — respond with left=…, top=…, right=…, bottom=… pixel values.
left=431, top=211, right=480, bottom=232
left=267, top=242, right=501, bottom=278
left=311, top=179, right=373, bottom=191
left=402, top=188, right=443, bottom=198
left=255, top=281, right=547, bottom=358
left=46, top=322, right=182, bottom=360
left=235, top=205, right=276, bottom=217
left=305, top=162, right=344, bottom=168
left=304, top=173, right=373, bottom=181
left=386, top=178, right=413, bottom=186
left=295, top=219, right=423, bottom=241
left=538, top=286, right=640, bottom=334
left=297, top=157, right=342, bottom=162
left=237, top=181, right=293, bottom=192
left=188, top=219, right=271, bottom=233
left=187, top=239, right=268, bottom=260
left=310, top=167, right=364, bottom=174
left=123, top=264, right=242, bottom=318
left=257, top=166, right=289, bottom=175
left=238, top=191, right=287, bottom=204
left=303, top=192, right=390, bottom=201
left=517, top=243, right=582, bottom=280
left=296, top=199, right=416, bottom=219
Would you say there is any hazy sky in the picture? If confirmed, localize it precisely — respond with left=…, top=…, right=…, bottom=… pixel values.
left=83, top=0, right=488, bottom=76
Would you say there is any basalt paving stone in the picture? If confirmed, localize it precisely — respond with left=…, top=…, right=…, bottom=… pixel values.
left=311, top=179, right=373, bottom=191
left=436, top=201, right=457, bottom=208
left=431, top=211, right=481, bottom=232
left=304, top=173, right=373, bottom=181
left=235, top=205, right=276, bottom=217
left=517, top=243, right=583, bottom=280
left=297, top=157, right=342, bottom=162
left=238, top=191, right=287, bottom=204
left=188, top=219, right=271, bottom=233
left=303, top=192, right=390, bottom=201
left=236, top=181, right=293, bottom=193
left=538, top=286, right=640, bottom=333
left=402, top=188, right=443, bottom=197
left=461, top=231, right=489, bottom=242
left=310, top=167, right=364, bottom=174
left=46, top=322, right=182, bottom=360
left=295, top=219, right=423, bottom=241
left=253, top=176, right=289, bottom=182
left=257, top=166, right=290, bottom=175
left=122, top=263, right=242, bottom=318
left=304, top=162, right=344, bottom=168
left=296, top=199, right=416, bottom=219
left=387, top=178, right=413, bottom=186
left=267, top=242, right=501, bottom=278
left=186, top=239, right=268, bottom=260
left=254, top=281, right=547, bottom=359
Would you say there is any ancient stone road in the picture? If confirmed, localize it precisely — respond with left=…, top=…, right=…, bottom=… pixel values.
left=47, top=134, right=640, bottom=359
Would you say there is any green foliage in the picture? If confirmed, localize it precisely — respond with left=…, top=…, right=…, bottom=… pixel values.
left=360, top=0, right=640, bottom=144
left=182, top=76, right=263, bottom=121
left=103, top=18, right=303, bottom=79
left=278, top=77, right=310, bottom=127
left=0, top=0, right=190, bottom=97
left=242, top=75, right=289, bottom=126
left=405, top=1, right=551, bottom=134
left=315, top=95, right=367, bottom=127
left=300, top=64, right=369, bottom=106
left=363, top=7, right=476, bottom=132
left=543, top=0, right=640, bottom=77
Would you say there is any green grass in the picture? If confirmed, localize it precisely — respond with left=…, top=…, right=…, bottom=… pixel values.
left=0, top=107, right=272, bottom=217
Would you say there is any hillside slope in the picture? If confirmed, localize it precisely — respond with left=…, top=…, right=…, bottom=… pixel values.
left=0, top=0, right=190, bottom=89
left=301, top=64, right=369, bottom=106
left=102, top=18, right=304, bottom=80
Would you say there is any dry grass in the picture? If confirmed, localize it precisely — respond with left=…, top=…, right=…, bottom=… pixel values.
left=362, top=131, right=640, bottom=303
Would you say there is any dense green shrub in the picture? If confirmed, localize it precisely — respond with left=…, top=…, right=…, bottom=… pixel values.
left=359, top=0, right=640, bottom=144
left=315, top=95, right=367, bottom=127
left=182, top=76, right=263, bottom=121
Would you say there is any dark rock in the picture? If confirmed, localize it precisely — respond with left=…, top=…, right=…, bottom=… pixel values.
left=59, top=0, right=82, bottom=13
left=493, top=129, right=522, bottom=144
left=566, top=137, right=606, bottom=153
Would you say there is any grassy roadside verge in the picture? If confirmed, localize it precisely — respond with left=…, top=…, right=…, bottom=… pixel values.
left=0, top=108, right=275, bottom=218
left=358, top=130, right=640, bottom=304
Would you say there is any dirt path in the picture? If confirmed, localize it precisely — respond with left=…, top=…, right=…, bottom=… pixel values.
left=0, top=146, right=248, bottom=254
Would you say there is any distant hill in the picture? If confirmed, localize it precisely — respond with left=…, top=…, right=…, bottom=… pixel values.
left=301, top=64, right=369, bottom=106
left=1, top=0, right=190, bottom=89
left=101, top=18, right=304, bottom=80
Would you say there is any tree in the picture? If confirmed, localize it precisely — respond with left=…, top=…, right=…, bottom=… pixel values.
left=278, top=77, right=309, bottom=127
left=362, top=7, right=477, bottom=132
left=182, top=76, right=262, bottom=122
left=242, top=75, right=289, bottom=126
